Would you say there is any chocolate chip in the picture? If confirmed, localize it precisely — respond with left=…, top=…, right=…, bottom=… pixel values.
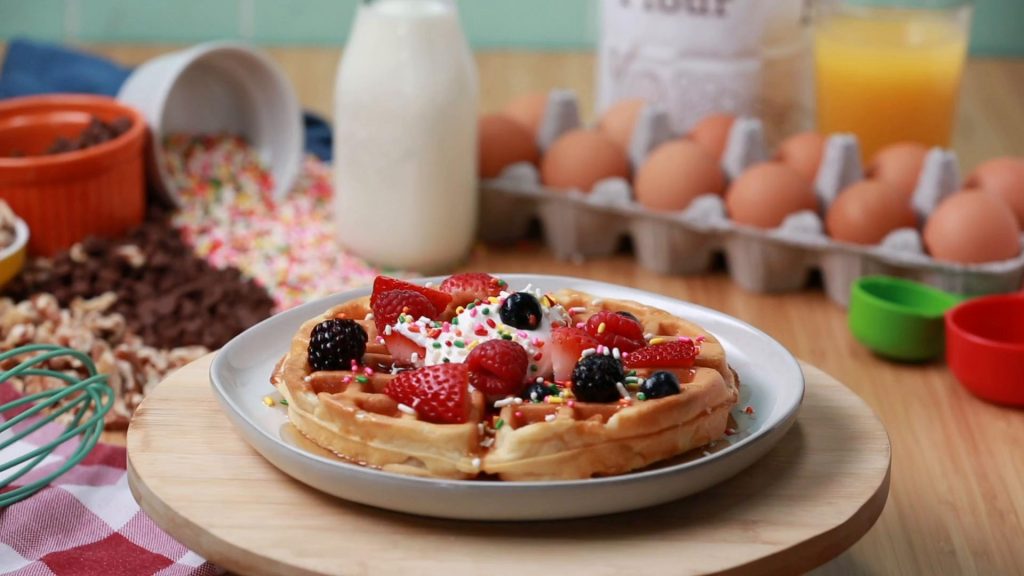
left=4, top=213, right=274, bottom=349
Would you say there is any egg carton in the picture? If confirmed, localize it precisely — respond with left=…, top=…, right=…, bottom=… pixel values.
left=479, top=90, right=1024, bottom=306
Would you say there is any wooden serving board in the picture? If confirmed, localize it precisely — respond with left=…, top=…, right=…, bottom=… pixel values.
left=127, top=354, right=890, bottom=576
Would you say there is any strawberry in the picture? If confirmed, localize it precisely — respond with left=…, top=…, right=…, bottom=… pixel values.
left=465, top=339, right=528, bottom=396
left=585, top=311, right=645, bottom=353
left=382, top=333, right=425, bottom=365
left=550, top=326, right=600, bottom=382
left=439, top=273, right=505, bottom=307
left=371, top=289, right=436, bottom=335
left=624, top=339, right=699, bottom=369
left=371, top=276, right=452, bottom=314
left=384, top=364, right=471, bottom=424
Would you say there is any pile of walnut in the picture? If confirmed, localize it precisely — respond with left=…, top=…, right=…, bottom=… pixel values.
left=0, top=293, right=207, bottom=427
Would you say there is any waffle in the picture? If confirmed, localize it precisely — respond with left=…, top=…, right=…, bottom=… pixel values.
left=272, top=298, right=486, bottom=479
left=272, top=288, right=739, bottom=481
left=484, top=290, right=738, bottom=480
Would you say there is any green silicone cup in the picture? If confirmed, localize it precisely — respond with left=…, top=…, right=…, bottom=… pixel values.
left=849, top=276, right=967, bottom=362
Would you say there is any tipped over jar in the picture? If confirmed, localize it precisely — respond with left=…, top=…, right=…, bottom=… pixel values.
left=333, top=0, right=479, bottom=272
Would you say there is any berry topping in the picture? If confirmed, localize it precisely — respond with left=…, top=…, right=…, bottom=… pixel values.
left=439, top=272, right=504, bottom=307
left=624, top=339, right=699, bottom=369
left=307, top=319, right=368, bottom=371
left=585, top=310, right=646, bottom=352
left=465, top=340, right=529, bottom=396
left=499, top=292, right=543, bottom=330
left=550, top=326, right=600, bottom=382
left=640, top=371, right=681, bottom=399
left=370, top=289, right=437, bottom=335
left=371, top=275, right=452, bottom=314
left=522, top=382, right=560, bottom=403
left=382, top=332, right=425, bottom=365
left=571, top=354, right=625, bottom=403
left=384, top=363, right=471, bottom=424
left=616, top=311, right=640, bottom=323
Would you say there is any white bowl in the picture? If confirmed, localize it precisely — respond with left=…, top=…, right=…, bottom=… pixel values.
left=117, top=41, right=302, bottom=205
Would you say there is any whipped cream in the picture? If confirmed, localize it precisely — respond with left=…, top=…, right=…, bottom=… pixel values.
left=392, top=288, right=570, bottom=380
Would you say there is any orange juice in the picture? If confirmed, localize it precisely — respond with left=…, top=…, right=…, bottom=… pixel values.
left=814, top=8, right=968, bottom=160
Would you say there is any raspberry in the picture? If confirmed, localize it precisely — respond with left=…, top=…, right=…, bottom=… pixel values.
left=585, top=310, right=645, bottom=352
left=439, top=273, right=505, bottom=307
left=465, top=339, right=528, bottom=396
left=371, top=289, right=436, bottom=335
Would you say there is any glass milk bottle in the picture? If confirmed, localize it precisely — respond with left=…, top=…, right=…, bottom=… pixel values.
left=333, top=0, right=478, bottom=272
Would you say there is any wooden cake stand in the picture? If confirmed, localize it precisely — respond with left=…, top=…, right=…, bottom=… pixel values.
left=127, top=354, right=890, bottom=576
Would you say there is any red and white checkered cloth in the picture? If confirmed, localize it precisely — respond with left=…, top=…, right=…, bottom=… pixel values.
left=0, top=385, right=223, bottom=576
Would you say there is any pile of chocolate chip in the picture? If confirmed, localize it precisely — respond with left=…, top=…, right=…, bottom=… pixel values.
left=6, top=213, right=275, bottom=350
left=46, top=116, right=133, bottom=155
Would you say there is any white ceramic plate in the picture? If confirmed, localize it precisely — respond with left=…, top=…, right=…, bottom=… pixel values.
left=210, top=275, right=804, bottom=521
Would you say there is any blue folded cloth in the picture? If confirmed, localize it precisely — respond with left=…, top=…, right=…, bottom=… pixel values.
left=0, top=37, right=332, bottom=162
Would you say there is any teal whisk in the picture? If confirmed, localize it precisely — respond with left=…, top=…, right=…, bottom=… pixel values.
left=0, top=344, right=114, bottom=507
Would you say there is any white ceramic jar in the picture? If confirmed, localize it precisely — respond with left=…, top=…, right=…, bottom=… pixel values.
left=333, top=0, right=478, bottom=272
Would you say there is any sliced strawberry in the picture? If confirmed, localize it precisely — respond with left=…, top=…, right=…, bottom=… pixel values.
left=384, top=363, right=471, bottom=424
left=624, top=339, right=699, bottom=369
left=585, top=311, right=645, bottom=353
left=383, top=333, right=425, bottom=365
left=371, top=289, right=437, bottom=335
left=550, top=326, right=600, bottom=382
left=439, top=272, right=505, bottom=307
left=465, top=339, right=528, bottom=396
left=372, top=276, right=452, bottom=313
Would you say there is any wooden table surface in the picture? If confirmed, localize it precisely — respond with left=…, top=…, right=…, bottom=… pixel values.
left=46, top=45, right=1022, bottom=574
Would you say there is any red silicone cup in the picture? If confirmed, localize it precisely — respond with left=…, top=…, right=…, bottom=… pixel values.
left=946, top=294, right=1024, bottom=406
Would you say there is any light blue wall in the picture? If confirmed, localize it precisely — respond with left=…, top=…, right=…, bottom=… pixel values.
left=0, top=0, right=1019, bottom=55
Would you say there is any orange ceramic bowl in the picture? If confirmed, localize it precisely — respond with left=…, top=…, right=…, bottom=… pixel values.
left=0, top=94, right=147, bottom=256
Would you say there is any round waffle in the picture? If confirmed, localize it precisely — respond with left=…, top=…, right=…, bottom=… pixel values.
left=272, top=285, right=739, bottom=481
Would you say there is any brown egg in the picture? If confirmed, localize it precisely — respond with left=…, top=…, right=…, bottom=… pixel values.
left=634, top=140, right=725, bottom=211
left=924, top=192, right=1021, bottom=264
left=826, top=180, right=917, bottom=245
left=776, top=131, right=827, bottom=182
left=502, top=92, right=549, bottom=136
left=540, top=129, right=630, bottom=193
left=726, top=162, right=818, bottom=228
left=478, top=114, right=540, bottom=178
left=689, top=113, right=736, bottom=161
left=598, top=99, right=646, bottom=151
left=867, top=142, right=929, bottom=198
left=964, top=157, right=1024, bottom=227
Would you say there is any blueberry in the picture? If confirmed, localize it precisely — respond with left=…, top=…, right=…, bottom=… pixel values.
left=522, top=382, right=559, bottom=403
left=571, top=354, right=624, bottom=403
left=499, top=292, right=542, bottom=330
left=616, top=311, right=640, bottom=323
left=640, top=371, right=681, bottom=399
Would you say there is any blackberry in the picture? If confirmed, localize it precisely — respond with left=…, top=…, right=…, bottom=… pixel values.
left=307, top=319, right=368, bottom=371
left=499, top=292, right=542, bottom=330
left=522, top=382, right=560, bottom=403
left=640, top=371, right=681, bottom=399
left=571, top=354, right=625, bottom=403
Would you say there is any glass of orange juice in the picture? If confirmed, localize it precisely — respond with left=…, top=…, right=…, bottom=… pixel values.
left=814, top=0, right=972, bottom=161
